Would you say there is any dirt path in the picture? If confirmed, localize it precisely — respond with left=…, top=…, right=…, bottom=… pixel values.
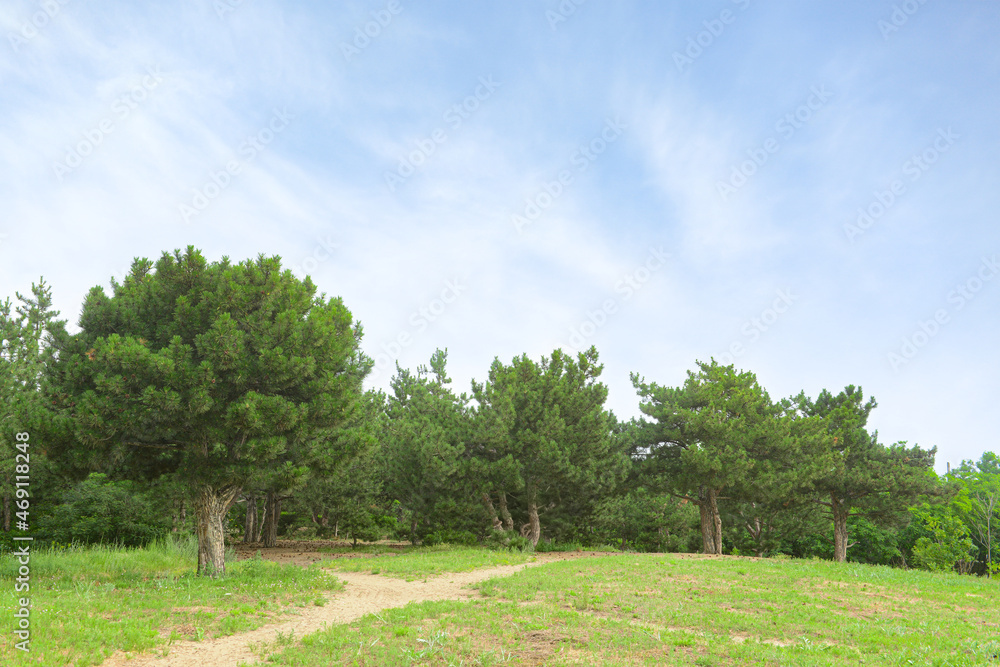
left=102, top=553, right=605, bottom=667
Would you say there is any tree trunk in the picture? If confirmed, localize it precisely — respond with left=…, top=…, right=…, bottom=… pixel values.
left=832, top=494, right=850, bottom=563
left=243, top=495, right=257, bottom=543
left=498, top=492, right=515, bottom=532
left=255, top=500, right=267, bottom=542
left=709, top=489, right=723, bottom=555
left=195, top=485, right=240, bottom=576
left=262, top=491, right=281, bottom=548
left=697, top=500, right=715, bottom=555
left=987, top=503, right=992, bottom=579
left=740, top=505, right=769, bottom=557
left=481, top=492, right=503, bottom=531
left=696, top=487, right=722, bottom=555
left=526, top=497, right=541, bottom=546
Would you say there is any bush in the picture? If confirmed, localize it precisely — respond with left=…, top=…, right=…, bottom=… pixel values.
left=593, top=490, right=700, bottom=552
left=910, top=510, right=977, bottom=573
left=484, top=530, right=534, bottom=553
left=37, top=473, right=170, bottom=548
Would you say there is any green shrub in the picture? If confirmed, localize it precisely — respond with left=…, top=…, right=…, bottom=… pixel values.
left=910, top=510, right=977, bottom=573
left=36, top=473, right=170, bottom=548
left=484, top=530, right=534, bottom=553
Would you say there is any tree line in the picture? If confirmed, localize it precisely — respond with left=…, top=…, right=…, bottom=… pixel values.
left=1, top=248, right=997, bottom=579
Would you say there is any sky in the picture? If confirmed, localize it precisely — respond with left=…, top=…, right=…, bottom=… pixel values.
left=1, top=0, right=997, bottom=473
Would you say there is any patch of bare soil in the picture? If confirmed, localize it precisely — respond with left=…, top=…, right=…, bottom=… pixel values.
left=100, top=548, right=611, bottom=667
left=232, top=539, right=411, bottom=566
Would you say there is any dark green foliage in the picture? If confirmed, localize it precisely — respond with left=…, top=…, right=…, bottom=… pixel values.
left=1, top=280, right=67, bottom=534
left=288, top=391, right=393, bottom=545
left=383, top=350, right=476, bottom=544
left=37, top=473, right=170, bottom=547
left=422, top=529, right=478, bottom=547
left=842, top=516, right=904, bottom=566
left=45, top=248, right=367, bottom=573
left=797, top=386, right=938, bottom=562
left=632, top=360, right=821, bottom=555
left=593, top=488, right=700, bottom=552
left=471, top=346, right=627, bottom=545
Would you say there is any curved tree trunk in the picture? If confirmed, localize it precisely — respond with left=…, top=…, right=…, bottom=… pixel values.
left=482, top=492, right=503, bottom=531
left=498, top=492, right=515, bottom=532
left=526, top=494, right=541, bottom=546
left=196, top=485, right=241, bottom=576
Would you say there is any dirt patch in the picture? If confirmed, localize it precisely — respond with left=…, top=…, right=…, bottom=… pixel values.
left=232, top=540, right=410, bottom=566
left=100, top=549, right=611, bottom=667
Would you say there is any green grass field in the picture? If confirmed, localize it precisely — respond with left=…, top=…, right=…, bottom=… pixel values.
left=3, top=542, right=999, bottom=666
left=270, top=552, right=1000, bottom=666
left=318, top=544, right=536, bottom=580
left=0, top=538, right=339, bottom=666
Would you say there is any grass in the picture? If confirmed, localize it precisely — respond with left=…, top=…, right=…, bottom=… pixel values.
left=7, top=540, right=1000, bottom=666
left=0, top=537, right=341, bottom=667
left=264, top=553, right=1000, bottom=666
left=318, top=544, right=536, bottom=580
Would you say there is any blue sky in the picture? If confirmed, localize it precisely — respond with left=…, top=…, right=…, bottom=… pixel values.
left=1, top=0, right=997, bottom=472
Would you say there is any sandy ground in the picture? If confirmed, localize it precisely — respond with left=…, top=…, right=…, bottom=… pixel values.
left=101, top=547, right=614, bottom=667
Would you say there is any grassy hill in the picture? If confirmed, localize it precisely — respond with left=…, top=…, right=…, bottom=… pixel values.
left=2, top=542, right=998, bottom=665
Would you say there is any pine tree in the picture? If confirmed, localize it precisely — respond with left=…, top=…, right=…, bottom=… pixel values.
left=632, top=360, right=812, bottom=555
left=46, top=248, right=365, bottom=574
left=0, top=279, right=65, bottom=532
left=473, top=347, right=625, bottom=546
left=798, top=386, right=937, bottom=562
left=382, top=350, right=470, bottom=544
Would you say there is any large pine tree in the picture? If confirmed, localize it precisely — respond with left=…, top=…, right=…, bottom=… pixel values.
left=472, top=347, right=626, bottom=546
left=46, top=247, right=366, bottom=574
